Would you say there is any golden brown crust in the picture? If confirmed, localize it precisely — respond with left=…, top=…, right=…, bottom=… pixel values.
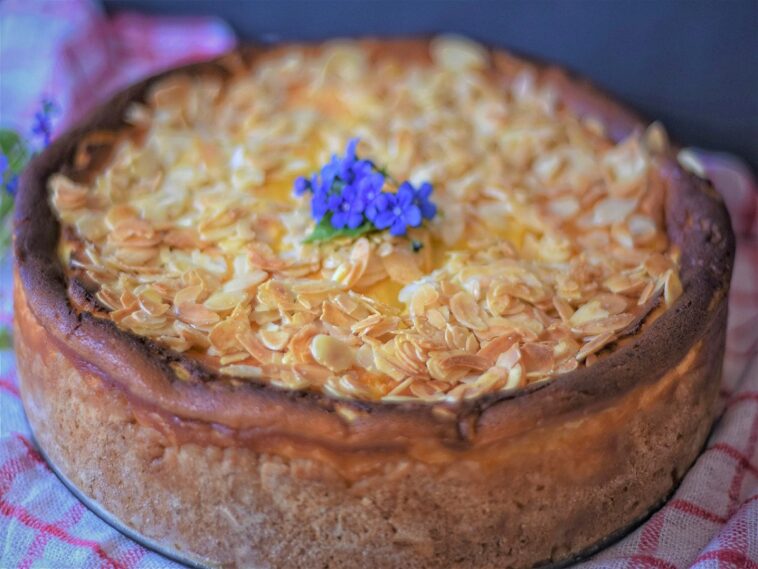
left=13, top=39, right=735, bottom=567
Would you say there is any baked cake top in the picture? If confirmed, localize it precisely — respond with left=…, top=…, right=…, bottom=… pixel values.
left=50, top=36, right=682, bottom=403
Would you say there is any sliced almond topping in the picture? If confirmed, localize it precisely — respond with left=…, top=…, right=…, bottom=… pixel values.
left=663, top=269, right=683, bottom=307
left=310, top=334, right=355, bottom=373
left=51, top=39, right=680, bottom=403
left=575, top=332, right=615, bottom=361
left=450, top=291, right=487, bottom=330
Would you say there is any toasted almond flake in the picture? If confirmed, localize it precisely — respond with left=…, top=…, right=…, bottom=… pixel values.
left=208, top=316, right=246, bottom=351
left=627, top=214, right=657, bottom=244
left=174, top=284, right=204, bottom=306
left=677, top=149, right=706, bottom=178
left=223, top=270, right=269, bottom=292
left=575, top=332, right=615, bottom=361
left=260, top=328, right=292, bottom=351
left=385, top=376, right=415, bottom=397
left=569, top=300, right=609, bottom=327
left=50, top=174, right=89, bottom=210
left=292, top=363, right=331, bottom=385
left=335, top=404, right=360, bottom=423
left=220, top=364, right=263, bottom=379
left=593, top=197, right=637, bottom=226
left=473, top=366, right=508, bottom=391
left=204, top=290, right=248, bottom=312
left=219, top=352, right=251, bottom=365
left=410, top=380, right=444, bottom=400
left=503, top=364, right=523, bottom=390
left=310, top=334, right=355, bottom=372
left=496, top=344, right=521, bottom=370
left=477, top=334, right=519, bottom=364
left=552, top=296, right=574, bottom=323
left=237, top=329, right=275, bottom=364
left=430, top=35, right=488, bottom=70
left=638, top=280, right=657, bottom=306
left=450, top=291, right=487, bottom=330
left=381, top=250, right=424, bottom=285
left=663, top=269, right=683, bottom=307
left=336, top=237, right=371, bottom=288
left=644, top=253, right=673, bottom=278
left=426, top=308, right=448, bottom=330
left=572, top=313, right=634, bottom=336
left=521, top=343, right=554, bottom=375
left=440, top=353, right=490, bottom=372
left=176, top=303, right=220, bottom=327
left=604, top=273, right=647, bottom=295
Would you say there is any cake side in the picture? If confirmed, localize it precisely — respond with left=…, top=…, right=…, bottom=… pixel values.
left=15, top=269, right=726, bottom=568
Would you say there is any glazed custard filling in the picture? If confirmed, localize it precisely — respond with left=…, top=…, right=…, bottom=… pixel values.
left=50, top=36, right=682, bottom=402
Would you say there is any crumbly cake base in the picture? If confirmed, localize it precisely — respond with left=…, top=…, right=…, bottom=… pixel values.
left=15, top=277, right=725, bottom=568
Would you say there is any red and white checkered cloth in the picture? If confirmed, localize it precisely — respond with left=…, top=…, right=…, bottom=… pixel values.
left=0, top=1, right=755, bottom=567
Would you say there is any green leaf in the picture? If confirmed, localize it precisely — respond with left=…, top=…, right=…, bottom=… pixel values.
left=0, top=128, right=29, bottom=175
left=303, top=215, right=376, bottom=244
left=0, top=327, right=12, bottom=349
left=0, top=191, right=12, bottom=218
left=0, top=214, right=10, bottom=252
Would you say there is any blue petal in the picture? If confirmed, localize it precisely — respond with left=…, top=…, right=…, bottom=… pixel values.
left=347, top=213, right=364, bottom=229
left=403, top=205, right=422, bottom=227
left=365, top=202, right=381, bottom=221
left=374, top=210, right=395, bottom=230
left=293, top=177, right=310, bottom=196
left=342, top=185, right=357, bottom=201
left=417, top=182, right=433, bottom=200
left=390, top=217, right=407, bottom=236
left=345, top=138, right=360, bottom=161
left=396, top=184, right=415, bottom=207
left=420, top=201, right=437, bottom=220
left=327, top=193, right=344, bottom=211
left=6, top=175, right=19, bottom=196
left=331, top=211, right=348, bottom=229
left=375, top=193, right=393, bottom=210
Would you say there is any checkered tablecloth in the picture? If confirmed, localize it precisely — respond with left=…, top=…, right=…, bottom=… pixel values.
left=0, top=1, right=755, bottom=567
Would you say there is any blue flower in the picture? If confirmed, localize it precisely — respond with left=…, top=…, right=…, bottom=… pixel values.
left=293, top=176, right=311, bottom=196
left=331, top=185, right=366, bottom=229
left=357, top=172, right=385, bottom=219
left=373, top=184, right=422, bottom=236
left=6, top=175, right=18, bottom=196
left=30, top=98, right=58, bottom=148
left=313, top=160, right=338, bottom=194
left=311, top=187, right=330, bottom=221
left=338, top=138, right=360, bottom=180
left=413, top=181, right=437, bottom=220
left=295, top=138, right=437, bottom=242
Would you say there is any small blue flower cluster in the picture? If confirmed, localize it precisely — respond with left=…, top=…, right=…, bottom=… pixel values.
left=294, top=139, right=436, bottom=238
left=1, top=99, right=58, bottom=196
left=30, top=99, right=59, bottom=148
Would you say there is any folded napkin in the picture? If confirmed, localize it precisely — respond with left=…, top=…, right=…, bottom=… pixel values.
left=0, top=1, right=755, bottom=567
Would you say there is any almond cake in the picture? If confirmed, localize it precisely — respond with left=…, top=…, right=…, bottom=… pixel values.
left=13, top=37, right=734, bottom=568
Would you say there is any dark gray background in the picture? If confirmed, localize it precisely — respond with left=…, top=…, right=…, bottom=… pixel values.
left=104, top=0, right=758, bottom=169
